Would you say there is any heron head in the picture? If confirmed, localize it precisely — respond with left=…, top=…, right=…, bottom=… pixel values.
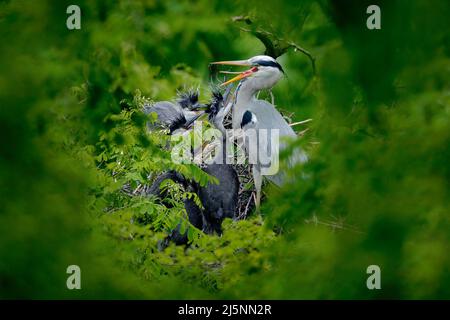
left=210, top=55, right=284, bottom=90
left=176, top=89, right=205, bottom=110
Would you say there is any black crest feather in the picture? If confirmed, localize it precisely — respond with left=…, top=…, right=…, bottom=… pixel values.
left=176, top=89, right=199, bottom=109
left=206, top=90, right=224, bottom=121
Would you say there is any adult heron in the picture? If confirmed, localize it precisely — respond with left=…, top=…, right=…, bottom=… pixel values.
left=210, top=55, right=308, bottom=211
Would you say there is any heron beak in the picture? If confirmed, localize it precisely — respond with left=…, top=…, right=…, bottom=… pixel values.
left=185, top=112, right=206, bottom=128
left=219, top=71, right=243, bottom=74
left=189, top=103, right=208, bottom=111
left=210, top=59, right=250, bottom=67
left=220, top=66, right=258, bottom=86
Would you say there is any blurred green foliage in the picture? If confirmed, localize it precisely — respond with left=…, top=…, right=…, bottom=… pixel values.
left=0, top=0, right=449, bottom=299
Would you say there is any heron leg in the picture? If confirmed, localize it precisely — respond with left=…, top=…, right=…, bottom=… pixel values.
left=252, top=165, right=262, bottom=213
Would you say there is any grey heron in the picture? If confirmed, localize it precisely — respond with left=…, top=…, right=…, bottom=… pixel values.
left=197, top=89, right=239, bottom=234
left=210, top=55, right=308, bottom=211
left=143, top=89, right=204, bottom=134
left=146, top=89, right=239, bottom=247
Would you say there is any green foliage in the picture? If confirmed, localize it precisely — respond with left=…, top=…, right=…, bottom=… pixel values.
left=1, top=0, right=449, bottom=299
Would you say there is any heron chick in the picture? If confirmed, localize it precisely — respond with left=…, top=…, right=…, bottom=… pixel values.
left=143, top=89, right=204, bottom=134
left=146, top=88, right=239, bottom=248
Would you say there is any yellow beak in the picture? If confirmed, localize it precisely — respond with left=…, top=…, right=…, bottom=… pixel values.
left=220, top=68, right=256, bottom=86
left=210, top=59, right=257, bottom=86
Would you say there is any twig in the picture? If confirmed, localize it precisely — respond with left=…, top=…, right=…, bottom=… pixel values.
left=297, top=128, right=310, bottom=136
left=237, top=26, right=317, bottom=75
left=304, top=214, right=364, bottom=234
left=287, top=41, right=316, bottom=75
left=289, top=118, right=313, bottom=127
left=240, top=192, right=254, bottom=220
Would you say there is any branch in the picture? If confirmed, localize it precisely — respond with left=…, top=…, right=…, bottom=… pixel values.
left=287, top=41, right=316, bottom=75
left=234, top=17, right=316, bottom=75
left=289, top=118, right=313, bottom=127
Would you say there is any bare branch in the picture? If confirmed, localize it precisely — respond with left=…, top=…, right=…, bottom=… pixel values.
left=289, top=118, right=313, bottom=127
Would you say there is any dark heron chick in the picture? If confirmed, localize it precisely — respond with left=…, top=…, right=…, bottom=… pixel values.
left=143, top=89, right=205, bottom=134
left=204, top=90, right=224, bottom=122
left=198, top=164, right=238, bottom=235
left=197, top=87, right=239, bottom=235
left=147, top=87, right=239, bottom=249
left=176, top=89, right=201, bottom=110
left=201, top=84, right=234, bottom=129
left=148, top=170, right=203, bottom=249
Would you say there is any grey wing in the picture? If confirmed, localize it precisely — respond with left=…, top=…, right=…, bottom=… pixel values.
left=200, top=164, right=239, bottom=219
left=245, top=100, right=308, bottom=185
left=183, top=110, right=201, bottom=124
left=249, top=100, right=296, bottom=136
left=144, top=101, right=185, bottom=130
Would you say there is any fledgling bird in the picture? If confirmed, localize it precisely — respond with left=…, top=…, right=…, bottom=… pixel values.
left=146, top=88, right=239, bottom=248
left=195, top=89, right=239, bottom=235
left=143, top=89, right=203, bottom=134
left=176, top=89, right=201, bottom=110
left=148, top=170, right=204, bottom=248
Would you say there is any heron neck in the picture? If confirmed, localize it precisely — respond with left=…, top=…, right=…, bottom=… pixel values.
left=231, top=81, right=258, bottom=129
left=234, top=81, right=257, bottom=105
left=213, top=120, right=226, bottom=137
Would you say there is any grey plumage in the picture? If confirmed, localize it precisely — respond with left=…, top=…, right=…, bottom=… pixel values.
left=143, top=89, right=203, bottom=134
left=146, top=89, right=239, bottom=248
left=200, top=89, right=239, bottom=233
left=144, top=101, right=186, bottom=133
left=238, top=99, right=307, bottom=186
left=211, top=55, right=308, bottom=211
left=148, top=170, right=203, bottom=249
left=199, top=164, right=239, bottom=235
